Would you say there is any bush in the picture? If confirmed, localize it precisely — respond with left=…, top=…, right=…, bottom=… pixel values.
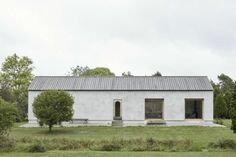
left=101, top=143, right=121, bottom=151
left=16, top=137, right=194, bottom=152
left=231, top=119, right=236, bottom=133
left=146, top=137, right=156, bottom=146
left=33, top=90, right=74, bottom=132
left=214, top=119, right=223, bottom=125
left=132, top=145, right=146, bottom=151
left=159, top=140, right=176, bottom=150
left=57, top=138, right=81, bottom=150
left=208, top=139, right=236, bottom=150
left=0, top=135, right=16, bottom=149
left=28, top=143, right=46, bottom=152
left=0, top=98, right=17, bottom=135
left=145, top=138, right=160, bottom=151
left=182, top=139, right=193, bottom=151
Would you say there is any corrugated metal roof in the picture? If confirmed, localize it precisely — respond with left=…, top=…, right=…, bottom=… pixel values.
left=28, top=76, right=213, bottom=91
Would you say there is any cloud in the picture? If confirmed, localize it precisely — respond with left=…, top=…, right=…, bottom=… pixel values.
left=0, top=0, right=236, bottom=81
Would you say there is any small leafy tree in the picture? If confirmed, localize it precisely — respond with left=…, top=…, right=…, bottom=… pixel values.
left=33, top=90, right=74, bottom=132
left=0, top=98, right=17, bottom=135
left=230, top=84, right=236, bottom=133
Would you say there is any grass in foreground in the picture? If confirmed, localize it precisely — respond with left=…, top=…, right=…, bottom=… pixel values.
left=1, top=151, right=236, bottom=157
left=11, top=120, right=236, bottom=148
left=1, top=119, right=235, bottom=154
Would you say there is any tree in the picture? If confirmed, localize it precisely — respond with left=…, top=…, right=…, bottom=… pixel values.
left=217, top=74, right=235, bottom=118
left=211, top=74, right=235, bottom=119
left=68, top=66, right=115, bottom=76
left=214, top=93, right=227, bottom=118
left=69, top=66, right=89, bottom=76
left=33, top=90, right=74, bottom=132
left=152, top=71, right=162, bottom=76
left=0, top=82, right=14, bottom=103
left=230, top=84, right=236, bottom=133
left=82, top=67, right=115, bottom=76
left=0, top=98, right=17, bottom=135
left=122, top=71, right=133, bottom=77
left=0, top=54, right=34, bottom=120
left=211, top=81, right=227, bottom=118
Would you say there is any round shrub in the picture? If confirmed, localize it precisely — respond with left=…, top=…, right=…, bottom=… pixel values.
left=33, top=90, right=74, bottom=132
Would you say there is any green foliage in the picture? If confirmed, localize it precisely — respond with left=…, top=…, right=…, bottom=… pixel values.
left=230, top=84, right=236, bottom=133
left=28, top=142, right=46, bottom=152
left=218, top=74, right=235, bottom=118
left=81, top=67, right=115, bottom=76
left=0, top=98, right=17, bottom=135
left=100, top=143, right=121, bottom=151
left=208, top=139, right=236, bottom=150
left=212, top=83, right=227, bottom=118
left=33, top=90, right=74, bottom=132
left=69, top=66, right=90, bottom=76
left=212, top=74, right=235, bottom=119
left=122, top=71, right=133, bottom=76
left=0, top=135, right=16, bottom=150
left=0, top=53, right=34, bottom=120
left=69, top=66, right=115, bottom=76
left=17, top=137, right=193, bottom=152
left=214, top=119, right=224, bottom=125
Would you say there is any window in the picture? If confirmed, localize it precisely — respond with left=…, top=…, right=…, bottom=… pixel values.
left=145, top=99, right=163, bottom=119
left=185, top=99, right=203, bottom=119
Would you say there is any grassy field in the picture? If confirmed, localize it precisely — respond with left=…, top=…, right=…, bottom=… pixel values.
left=11, top=120, right=236, bottom=148
left=1, top=151, right=236, bottom=157
left=0, top=120, right=236, bottom=157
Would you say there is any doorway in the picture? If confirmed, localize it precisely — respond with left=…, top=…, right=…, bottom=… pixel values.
left=114, top=100, right=122, bottom=120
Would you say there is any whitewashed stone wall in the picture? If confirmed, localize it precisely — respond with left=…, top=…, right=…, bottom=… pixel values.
left=28, top=91, right=213, bottom=126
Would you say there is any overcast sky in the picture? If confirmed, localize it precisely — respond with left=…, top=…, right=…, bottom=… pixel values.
left=0, top=0, right=236, bottom=81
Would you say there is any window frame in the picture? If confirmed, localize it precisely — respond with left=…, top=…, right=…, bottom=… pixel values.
left=184, top=98, right=204, bottom=120
left=144, top=98, right=164, bottom=120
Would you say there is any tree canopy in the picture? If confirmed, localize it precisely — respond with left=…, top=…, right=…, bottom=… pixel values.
left=69, top=66, right=115, bottom=76
left=230, top=84, right=236, bottom=133
left=0, top=54, right=34, bottom=120
left=33, top=90, right=74, bottom=132
left=152, top=71, right=162, bottom=76
left=122, top=71, right=133, bottom=77
left=69, top=66, right=90, bottom=76
left=212, top=74, right=235, bottom=119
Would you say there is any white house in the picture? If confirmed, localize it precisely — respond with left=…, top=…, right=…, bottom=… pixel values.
left=28, top=76, right=214, bottom=126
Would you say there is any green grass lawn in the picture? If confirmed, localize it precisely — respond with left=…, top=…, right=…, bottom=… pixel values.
left=1, top=120, right=236, bottom=157
left=11, top=120, right=236, bottom=148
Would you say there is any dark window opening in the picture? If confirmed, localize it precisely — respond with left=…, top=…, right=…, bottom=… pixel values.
left=115, top=101, right=121, bottom=117
left=145, top=99, right=163, bottom=119
left=185, top=99, right=203, bottom=119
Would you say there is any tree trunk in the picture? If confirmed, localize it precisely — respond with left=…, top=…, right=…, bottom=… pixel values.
left=49, top=125, right=52, bottom=132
